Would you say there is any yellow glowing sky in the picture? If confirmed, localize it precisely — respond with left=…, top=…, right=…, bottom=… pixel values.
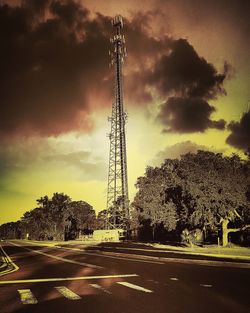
left=0, top=0, right=249, bottom=224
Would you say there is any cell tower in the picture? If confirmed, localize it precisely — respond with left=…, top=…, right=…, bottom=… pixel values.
left=106, top=15, right=129, bottom=230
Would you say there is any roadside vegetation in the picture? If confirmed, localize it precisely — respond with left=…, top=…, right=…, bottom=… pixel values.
left=0, top=193, right=96, bottom=241
left=0, top=151, right=249, bottom=247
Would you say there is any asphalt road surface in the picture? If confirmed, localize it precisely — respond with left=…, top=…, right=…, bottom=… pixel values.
left=0, top=240, right=249, bottom=313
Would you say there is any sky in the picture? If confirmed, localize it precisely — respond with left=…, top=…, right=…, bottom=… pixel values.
left=0, top=0, right=250, bottom=224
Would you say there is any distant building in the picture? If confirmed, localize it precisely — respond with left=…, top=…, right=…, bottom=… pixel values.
left=93, top=229, right=125, bottom=242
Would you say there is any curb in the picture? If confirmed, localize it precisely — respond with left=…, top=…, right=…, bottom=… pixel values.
left=101, top=245, right=250, bottom=262
left=87, top=249, right=250, bottom=269
left=20, top=240, right=250, bottom=262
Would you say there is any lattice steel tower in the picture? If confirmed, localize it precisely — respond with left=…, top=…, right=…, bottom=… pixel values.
left=106, top=15, right=129, bottom=230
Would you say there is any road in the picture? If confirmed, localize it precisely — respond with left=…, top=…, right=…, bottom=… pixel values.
left=0, top=240, right=249, bottom=313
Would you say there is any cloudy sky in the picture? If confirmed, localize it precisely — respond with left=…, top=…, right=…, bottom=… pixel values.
left=1, top=0, right=249, bottom=224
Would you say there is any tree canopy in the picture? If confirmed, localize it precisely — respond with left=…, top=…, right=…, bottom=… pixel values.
left=132, top=151, right=250, bottom=245
left=0, top=193, right=96, bottom=241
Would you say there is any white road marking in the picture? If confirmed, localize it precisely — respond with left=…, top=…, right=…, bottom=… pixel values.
left=200, top=284, right=212, bottom=288
left=9, top=241, right=102, bottom=269
left=55, top=286, right=81, bottom=300
left=0, top=244, right=19, bottom=276
left=0, top=274, right=138, bottom=285
left=18, top=289, right=38, bottom=304
left=90, top=284, right=112, bottom=294
left=117, top=282, right=153, bottom=293
left=170, top=277, right=179, bottom=281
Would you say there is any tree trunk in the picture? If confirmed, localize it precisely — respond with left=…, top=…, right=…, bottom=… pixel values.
left=222, top=219, right=229, bottom=247
left=203, top=225, right=207, bottom=241
left=152, top=225, right=156, bottom=241
left=221, top=219, right=250, bottom=247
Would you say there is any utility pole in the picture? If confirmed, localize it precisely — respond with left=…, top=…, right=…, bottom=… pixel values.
left=106, top=15, right=129, bottom=231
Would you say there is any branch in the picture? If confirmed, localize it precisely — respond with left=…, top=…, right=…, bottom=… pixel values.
left=227, top=228, right=241, bottom=233
left=218, top=217, right=224, bottom=224
left=234, top=209, right=243, bottom=220
left=228, top=224, right=250, bottom=233
left=242, top=224, right=250, bottom=231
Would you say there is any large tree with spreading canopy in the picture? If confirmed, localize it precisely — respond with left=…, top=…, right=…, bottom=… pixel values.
left=132, top=151, right=250, bottom=246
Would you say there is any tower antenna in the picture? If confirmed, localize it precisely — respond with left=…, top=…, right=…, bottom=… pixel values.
left=106, top=15, right=129, bottom=232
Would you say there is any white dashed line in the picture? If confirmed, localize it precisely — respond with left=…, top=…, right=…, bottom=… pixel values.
left=170, top=277, right=179, bottom=281
left=55, top=286, right=81, bottom=300
left=90, top=284, right=112, bottom=294
left=117, top=282, right=153, bottom=293
left=200, top=284, right=212, bottom=288
left=18, top=289, right=38, bottom=305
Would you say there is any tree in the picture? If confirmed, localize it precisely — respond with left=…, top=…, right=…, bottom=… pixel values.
left=133, top=151, right=250, bottom=245
left=96, top=209, right=108, bottom=230
left=177, top=152, right=250, bottom=246
left=133, top=165, right=180, bottom=240
left=21, top=208, right=48, bottom=240
left=67, top=200, right=96, bottom=238
left=0, top=221, right=22, bottom=239
left=32, top=194, right=67, bottom=240
left=0, top=193, right=95, bottom=241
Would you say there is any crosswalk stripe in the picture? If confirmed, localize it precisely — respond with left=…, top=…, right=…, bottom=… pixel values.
left=55, top=286, right=81, bottom=300
left=18, top=289, right=38, bottom=304
left=117, top=282, right=153, bottom=293
left=90, top=284, right=112, bottom=294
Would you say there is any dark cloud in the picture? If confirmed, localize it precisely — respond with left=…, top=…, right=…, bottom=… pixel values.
left=157, top=97, right=226, bottom=133
left=124, top=11, right=170, bottom=60
left=124, top=32, right=231, bottom=111
left=146, top=38, right=230, bottom=134
left=0, top=1, right=174, bottom=138
left=226, top=110, right=250, bottom=151
left=0, top=0, right=112, bottom=138
left=122, top=11, right=172, bottom=106
left=0, top=1, right=231, bottom=138
left=147, top=39, right=228, bottom=99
